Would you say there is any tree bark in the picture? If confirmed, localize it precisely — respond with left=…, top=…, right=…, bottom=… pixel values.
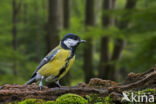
left=63, top=0, right=70, bottom=29
left=46, top=0, right=63, bottom=52
left=0, top=84, right=108, bottom=103
left=98, top=37, right=110, bottom=79
left=83, top=38, right=94, bottom=83
left=44, top=0, right=63, bottom=87
left=12, top=0, right=22, bottom=76
left=34, top=0, right=42, bottom=62
left=23, top=2, right=28, bottom=24
left=109, top=0, right=137, bottom=80
left=118, top=0, right=137, bottom=29
left=110, top=0, right=117, bottom=25
left=12, top=0, right=18, bottom=51
left=0, top=66, right=156, bottom=103
left=83, top=0, right=96, bottom=83
left=98, top=0, right=113, bottom=79
left=61, top=0, right=71, bottom=86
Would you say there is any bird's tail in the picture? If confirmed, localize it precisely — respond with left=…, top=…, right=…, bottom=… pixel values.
left=25, top=77, right=36, bottom=85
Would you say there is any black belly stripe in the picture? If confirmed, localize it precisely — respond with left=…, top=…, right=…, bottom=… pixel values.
left=55, top=51, right=74, bottom=79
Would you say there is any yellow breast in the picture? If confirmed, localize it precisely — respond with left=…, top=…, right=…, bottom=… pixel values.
left=38, top=49, right=75, bottom=80
left=58, top=56, right=75, bottom=80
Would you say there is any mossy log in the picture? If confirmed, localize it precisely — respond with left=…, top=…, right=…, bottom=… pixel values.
left=0, top=66, right=156, bottom=103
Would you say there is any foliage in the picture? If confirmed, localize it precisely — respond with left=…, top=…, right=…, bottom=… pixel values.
left=86, top=94, right=114, bottom=104
left=9, top=90, right=156, bottom=104
left=10, top=93, right=88, bottom=104
left=9, top=99, right=56, bottom=104
left=0, top=0, right=156, bottom=85
left=137, top=88, right=156, bottom=95
left=56, top=93, right=88, bottom=104
left=18, top=99, right=44, bottom=104
left=45, top=101, right=56, bottom=104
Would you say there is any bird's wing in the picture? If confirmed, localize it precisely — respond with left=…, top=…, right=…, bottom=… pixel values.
left=31, top=46, right=60, bottom=78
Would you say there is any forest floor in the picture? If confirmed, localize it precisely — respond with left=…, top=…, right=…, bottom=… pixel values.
left=0, top=66, right=156, bottom=103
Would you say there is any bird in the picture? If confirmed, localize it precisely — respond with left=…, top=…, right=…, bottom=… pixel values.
left=26, top=33, right=86, bottom=89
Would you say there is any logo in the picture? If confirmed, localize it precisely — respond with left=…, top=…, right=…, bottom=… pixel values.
left=122, top=92, right=131, bottom=102
left=122, top=91, right=154, bottom=103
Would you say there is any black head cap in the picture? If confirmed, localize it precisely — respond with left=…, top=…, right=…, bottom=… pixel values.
left=61, top=33, right=80, bottom=41
left=60, top=33, right=86, bottom=50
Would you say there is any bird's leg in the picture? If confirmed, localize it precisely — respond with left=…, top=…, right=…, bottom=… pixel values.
left=39, top=76, right=44, bottom=90
left=55, top=80, right=61, bottom=88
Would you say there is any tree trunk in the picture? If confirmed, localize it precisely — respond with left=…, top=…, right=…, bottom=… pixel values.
left=83, top=38, right=94, bottom=83
left=118, top=0, right=137, bottom=29
left=34, top=0, right=42, bottom=62
left=109, top=0, right=137, bottom=80
left=110, top=0, right=116, bottom=26
left=106, top=0, right=117, bottom=80
left=61, top=0, right=71, bottom=86
left=12, top=0, right=18, bottom=76
left=108, top=39, right=126, bottom=80
left=98, top=37, right=110, bottom=79
left=45, top=0, right=63, bottom=87
left=63, top=0, right=70, bottom=29
left=12, top=0, right=17, bottom=51
left=98, top=0, right=112, bottom=79
left=46, top=0, right=63, bottom=52
left=23, top=2, right=28, bottom=24
left=83, top=0, right=96, bottom=83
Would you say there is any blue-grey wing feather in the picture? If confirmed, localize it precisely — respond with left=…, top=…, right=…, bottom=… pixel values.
left=31, top=47, right=59, bottom=78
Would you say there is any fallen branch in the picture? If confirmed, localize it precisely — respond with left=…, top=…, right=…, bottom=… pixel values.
left=0, top=66, right=156, bottom=103
left=0, top=84, right=108, bottom=103
left=112, top=66, right=156, bottom=91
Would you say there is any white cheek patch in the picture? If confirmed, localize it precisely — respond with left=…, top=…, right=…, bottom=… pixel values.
left=64, top=39, right=79, bottom=48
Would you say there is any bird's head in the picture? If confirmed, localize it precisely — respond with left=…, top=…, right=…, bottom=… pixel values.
left=60, top=33, right=86, bottom=50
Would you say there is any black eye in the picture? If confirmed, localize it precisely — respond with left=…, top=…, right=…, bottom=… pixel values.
left=74, top=36, right=77, bottom=39
left=70, top=37, right=76, bottom=40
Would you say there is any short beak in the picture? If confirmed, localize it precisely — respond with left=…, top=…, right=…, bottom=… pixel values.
left=80, top=40, right=86, bottom=43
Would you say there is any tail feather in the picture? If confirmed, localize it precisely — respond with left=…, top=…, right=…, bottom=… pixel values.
left=25, top=77, right=36, bottom=85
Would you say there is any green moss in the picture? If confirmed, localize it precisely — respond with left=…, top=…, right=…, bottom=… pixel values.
left=125, top=88, right=155, bottom=96
left=45, top=101, right=56, bottom=104
left=18, top=99, right=44, bottom=104
left=86, top=94, right=103, bottom=103
left=12, top=99, right=56, bottom=104
left=138, top=88, right=155, bottom=94
left=86, top=94, right=114, bottom=104
left=10, top=92, right=123, bottom=104
left=56, top=93, right=88, bottom=104
left=12, top=89, right=155, bottom=104
left=94, top=102, right=103, bottom=104
left=10, top=94, right=87, bottom=104
left=103, top=96, right=114, bottom=104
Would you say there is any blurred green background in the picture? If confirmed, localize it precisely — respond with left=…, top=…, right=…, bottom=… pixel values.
left=0, top=0, right=156, bottom=86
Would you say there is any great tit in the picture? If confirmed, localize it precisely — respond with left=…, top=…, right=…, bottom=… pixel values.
left=26, top=33, right=86, bottom=89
